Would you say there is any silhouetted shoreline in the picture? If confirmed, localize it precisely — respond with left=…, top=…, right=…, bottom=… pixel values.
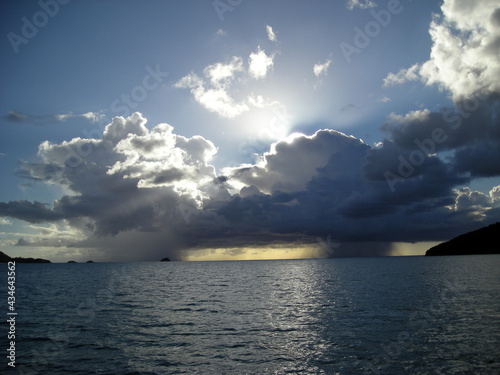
left=426, top=222, right=500, bottom=256
left=0, top=250, right=51, bottom=263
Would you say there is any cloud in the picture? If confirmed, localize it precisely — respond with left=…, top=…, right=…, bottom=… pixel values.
left=379, top=96, right=391, bottom=103
left=3, top=111, right=104, bottom=125
left=174, top=62, right=250, bottom=119
left=383, top=64, right=420, bottom=88
left=204, top=56, right=244, bottom=87
left=175, top=47, right=277, bottom=118
left=0, top=200, right=66, bottom=223
left=341, top=103, right=357, bottom=112
left=383, top=0, right=500, bottom=101
left=0, top=218, right=12, bottom=225
left=1, top=113, right=225, bottom=236
left=2, top=112, right=499, bottom=261
left=313, top=59, right=332, bottom=78
left=226, top=130, right=369, bottom=194
left=248, top=46, right=274, bottom=79
left=379, top=97, right=500, bottom=180
left=108, top=122, right=218, bottom=197
left=266, top=25, right=277, bottom=42
left=346, top=0, right=376, bottom=10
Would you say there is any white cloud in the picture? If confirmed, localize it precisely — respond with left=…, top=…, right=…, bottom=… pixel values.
left=383, top=64, right=421, bottom=88
left=108, top=122, right=218, bottom=202
left=266, top=25, right=277, bottom=42
left=175, top=47, right=278, bottom=117
left=387, top=109, right=431, bottom=124
left=313, top=59, right=332, bottom=77
left=203, top=57, right=244, bottom=87
left=226, top=129, right=368, bottom=194
left=174, top=60, right=250, bottom=119
left=249, top=46, right=274, bottom=80
left=346, top=0, right=376, bottom=10
left=490, top=185, right=500, bottom=204
left=384, top=0, right=500, bottom=101
left=103, top=112, right=149, bottom=145
left=450, top=186, right=500, bottom=219
left=0, top=218, right=12, bottom=225
left=195, top=88, right=250, bottom=118
left=379, top=96, right=391, bottom=103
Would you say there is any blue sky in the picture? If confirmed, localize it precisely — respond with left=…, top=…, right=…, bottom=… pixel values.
left=1, top=0, right=499, bottom=262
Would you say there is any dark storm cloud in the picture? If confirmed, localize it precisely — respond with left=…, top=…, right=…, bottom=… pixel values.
left=382, top=98, right=500, bottom=152
left=2, top=111, right=499, bottom=260
left=0, top=200, right=65, bottom=223
left=452, top=140, right=500, bottom=177
left=0, top=113, right=226, bottom=259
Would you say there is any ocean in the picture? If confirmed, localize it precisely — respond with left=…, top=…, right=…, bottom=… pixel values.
left=5, top=255, right=500, bottom=374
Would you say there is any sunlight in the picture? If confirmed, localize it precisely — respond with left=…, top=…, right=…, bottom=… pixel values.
left=181, top=244, right=322, bottom=261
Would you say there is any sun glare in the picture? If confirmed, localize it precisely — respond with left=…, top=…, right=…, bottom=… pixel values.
left=181, top=244, right=322, bottom=261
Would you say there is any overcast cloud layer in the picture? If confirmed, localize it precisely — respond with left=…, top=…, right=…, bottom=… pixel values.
left=1, top=0, right=499, bottom=261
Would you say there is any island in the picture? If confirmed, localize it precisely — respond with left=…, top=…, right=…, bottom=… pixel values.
left=425, top=222, right=500, bottom=256
left=161, top=257, right=171, bottom=262
left=0, top=250, right=51, bottom=263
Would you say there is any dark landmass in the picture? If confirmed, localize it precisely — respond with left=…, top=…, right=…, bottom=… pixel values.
left=0, top=250, right=51, bottom=263
left=426, top=222, right=500, bottom=256
left=86, top=260, right=94, bottom=263
left=161, top=257, right=171, bottom=262
left=67, top=260, right=77, bottom=263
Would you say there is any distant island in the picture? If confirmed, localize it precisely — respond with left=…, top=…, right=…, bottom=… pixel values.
left=161, top=257, right=171, bottom=262
left=426, top=222, right=500, bottom=256
left=0, top=250, right=51, bottom=263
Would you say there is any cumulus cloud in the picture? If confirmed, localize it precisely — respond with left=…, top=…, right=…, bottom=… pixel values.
left=108, top=122, right=218, bottom=198
left=174, top=58, right=250, bottom=119
left=378, top=98, right=500, bottom=180
left=383, top=0, right=500, bottom=101
left=2, top=112, right=499, bottom=261
left=226, top=130, right=368, bottom=194
left=248, top=46, right=274, bottom=79
left=0, top=113, right=230, bottom=259
left=175, top=47, right=277, bottom=118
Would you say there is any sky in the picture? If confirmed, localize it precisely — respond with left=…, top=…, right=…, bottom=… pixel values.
left=1, top=0, right=499, bottom=262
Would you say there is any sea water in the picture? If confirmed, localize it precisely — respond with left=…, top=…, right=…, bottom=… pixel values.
left=5, top=255, right=500, bottom=374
